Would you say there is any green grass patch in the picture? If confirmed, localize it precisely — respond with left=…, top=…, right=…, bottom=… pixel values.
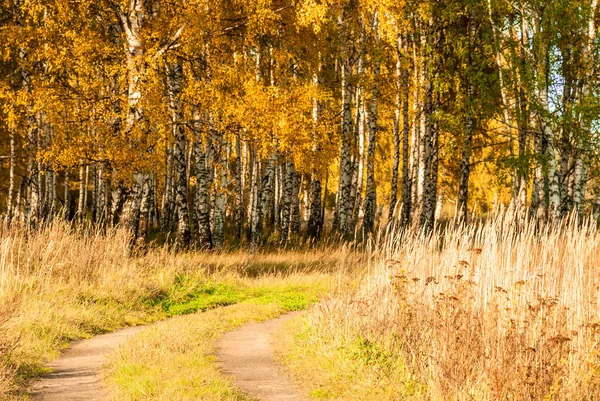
left=104, top=279, right=327, bottom=401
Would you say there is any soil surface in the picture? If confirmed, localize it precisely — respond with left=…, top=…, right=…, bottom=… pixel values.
left=29, top=325, right=147, bottom=401
left=218, top=312, right=307, bottom=401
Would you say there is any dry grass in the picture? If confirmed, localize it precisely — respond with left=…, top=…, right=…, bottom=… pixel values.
left=0, top=221, right=345, bottom=400
left=281, top=216, right=600, bottom=400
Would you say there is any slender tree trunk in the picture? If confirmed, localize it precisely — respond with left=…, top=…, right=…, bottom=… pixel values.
left=256, top=153, right=275, bottom=240
left=166, top=59, right=191, bottom=246
left=337, top=13, right=354, bottom=238
left=400, top=36, right=411, bottom=226
left=15, top=178, right=25, bottom=222
left=97, top=163, right=108, bottom=223
left=21, top=48, right=39, bottom=229
left=280, top=160, right=294, bottom=243
left=213, top=138, right=227, bottom=248
left=234, top=135, right=244, bottom=239
left=389, top=34, right=402, bottom=225
left=530, top=117, right=547, bottom=220
left=76, top=164, right=84, bottom=222
left=63, top=169, right=69, bottom=220
left=291, top=169, right=301, bottom=235
left=5, top=126, right=15, bottom=224
left=416, top=29, right=428, bottom=216
left=91, top=164, right=98, bottom=223
left=161, top=148, right=174, bottom=231
left=249, top=149, right=261, bottom=243
left=308, top=68, right=324, bottom=238
left=540, top=89, right=560, bottom=220
left=572, top=153, right=586, bottom=218
left=273, top=152, right=280, bottom=231
left=114, top=0, right=152, bottom=239
left=419, top=20, right=437, bottom=230
left=458, top=15, right=474, bottom=223
left=410, top=37, right=421, bottom=221
left=363, top=12, right=380, bottom=234
left=193, top=110, right=213, bottom=249
left=138, top=174, right=152, bottom=238
left=84, top=165, right=90, bottom=220
left=308, top=174, right=322, bottom=239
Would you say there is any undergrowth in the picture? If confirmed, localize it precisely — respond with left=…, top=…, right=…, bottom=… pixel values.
left=278, top=216, right=600, bottom=400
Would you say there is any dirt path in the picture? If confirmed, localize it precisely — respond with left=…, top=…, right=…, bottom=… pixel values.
left=218, top=312, right=307, bottom=401
left=29, top=325, right=147, bottom=401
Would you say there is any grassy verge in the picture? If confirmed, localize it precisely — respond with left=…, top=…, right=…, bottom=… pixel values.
left=0, top=222, right=345, bottom=400
left=274, top=313, right=425, bottom=401
left=104, top=275, right=328, bottom=400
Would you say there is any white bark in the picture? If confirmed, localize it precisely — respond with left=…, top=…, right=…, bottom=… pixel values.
left=337, top=11, right=354, bottom=238
left=363, top=11, right=379, bottom=234
left=193, top=110, right=214, bottom=248
left=5, top=126, right=15, bottom=224
left=166, top=59, right=191, bottom=246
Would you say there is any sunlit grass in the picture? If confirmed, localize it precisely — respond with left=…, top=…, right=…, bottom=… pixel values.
left=0, top=221, right=346, bottom=400
left=105, top=275, right=330, bottom=401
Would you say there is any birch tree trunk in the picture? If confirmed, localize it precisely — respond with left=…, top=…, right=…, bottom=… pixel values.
left=15, top=178, right=25, bottom=222
left=531, top=11, right=560, bottom=221
left=389, top=34, right=401, bottom=225
left=166, top=59, right=191, bottom=247
left=249, top=150, right=261, bottom=243
left=5, top=126, right=15, bottom=224
left=410, top=38, right=420, bottom=223
left=572, top=154, right=586, bottom=218
left=530, top=124, right=546, bottom=220
left=76, top=164, right=84, bottom=222
left=280, top=160, right=294, bottom=243
left=114, top=0, right=151, bottom=238
left=234, top=135, right=244, bottom=239
left=350, top=22, right=366, bottom=229
left=256, top=153, right=275, bottom=240
left=21, top=48, right=40, bottom=229
left=400, top=36, right=412, bottom=226
left=96, top=163, right=108, bottom=223
left=458, top=15, right=474, bottom=223
left=419, top=20, right=438, bottom=230
left=416, top=28, right=428, bottom=215
left=63, top=169, right=69, bottom=220
left=213, top=138, right=227, bottom=249
left=193, top=110, right=213, bottom=249
left=308, top=174, right=322, bottom=239
left=308, top=69, right=323, bottom=238
left=539, top=83, right=560, bottom=220
left=337, top=12, right=354, bottom=238
left=160, top=149, right=174, bottom=231
left=362, top=12, right=379, bottom=234
left=291, top=169, right=301, bottom=235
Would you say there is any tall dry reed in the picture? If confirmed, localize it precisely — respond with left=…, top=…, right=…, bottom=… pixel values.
left=311, top=216, right=600, bottom=400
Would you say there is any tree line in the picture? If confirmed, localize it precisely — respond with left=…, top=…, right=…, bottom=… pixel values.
left=1, top=0, right=599, bottom=247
